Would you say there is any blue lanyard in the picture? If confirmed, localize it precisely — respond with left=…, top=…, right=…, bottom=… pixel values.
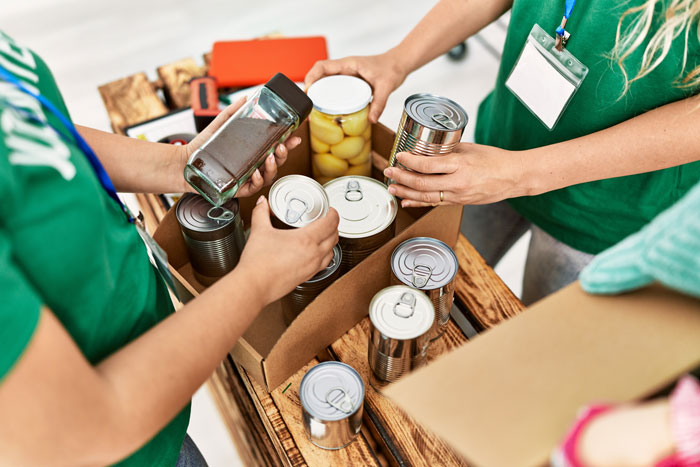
left=555, top=0, right=577, bottom=49
left=0, top=65, right=134, bottom=223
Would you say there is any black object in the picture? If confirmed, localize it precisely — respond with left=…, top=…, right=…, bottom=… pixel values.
left=265, top=72, right=313, bottom=121
left=447, top=42, right=468, bottom=61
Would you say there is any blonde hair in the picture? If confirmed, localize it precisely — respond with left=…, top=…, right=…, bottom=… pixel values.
left=611, top=0, right=700, bottom=94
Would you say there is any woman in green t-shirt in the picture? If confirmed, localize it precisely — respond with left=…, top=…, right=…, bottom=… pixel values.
left=0, top=31, right=338, bottom=466
left=306, top=0, right=700, bottom=305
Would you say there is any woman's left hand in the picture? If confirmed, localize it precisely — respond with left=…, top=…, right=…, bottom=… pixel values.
left=176, top=97, right=302, bottom=197
left=382, top=143, right=529, bottom=208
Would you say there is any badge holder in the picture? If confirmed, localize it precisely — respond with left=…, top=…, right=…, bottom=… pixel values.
left=134, top=212, right=180, bottom=301
left=505, top=24, right=588, bottom=130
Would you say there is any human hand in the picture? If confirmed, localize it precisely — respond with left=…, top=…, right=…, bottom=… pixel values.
left=382, top=143, right=528, bottom=208
left=305, top=51, right=408, bottom=123
left=237, top=196, right=340, bottom=307
left=175, top=98, right=302, bottom=196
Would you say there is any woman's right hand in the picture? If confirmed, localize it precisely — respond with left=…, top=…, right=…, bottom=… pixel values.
left=305, top=51, right=408, bottom=123
left=238, top=196, right=340, bottom=308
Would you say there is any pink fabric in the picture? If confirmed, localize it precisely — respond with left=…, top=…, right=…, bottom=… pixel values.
left=656, top=376, right=700, bottom=467
left=560, top=405, right=613, bottom=467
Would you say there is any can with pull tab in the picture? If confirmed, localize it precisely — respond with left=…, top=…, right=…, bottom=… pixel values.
left=268, top=175, right=329, bottom=229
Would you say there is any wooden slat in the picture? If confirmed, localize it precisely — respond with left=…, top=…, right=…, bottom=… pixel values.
left=157, top=58, right=204, bottom=109
left=454, top=234, right=526, bottom=329
left=331, top=318, right=469, bottom=466
left=98, top=73, right=168, bottom=134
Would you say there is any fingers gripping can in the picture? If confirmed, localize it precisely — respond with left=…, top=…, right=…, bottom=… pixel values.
left=269, top=175, right=329, bottom=229
left=386, top=94, right=468, bottom=184
left=324, top=176, right=398, bottom=273
left=391, top=237, right=459, bottom=340
left=368, top=286, right=434, bottom=384
left=300, top=361, right=365, bottom=450
left=176, top=193, right=246, bottom=285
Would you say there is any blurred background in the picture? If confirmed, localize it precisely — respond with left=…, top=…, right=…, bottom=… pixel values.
left=3, top=1, right=521, bottom=465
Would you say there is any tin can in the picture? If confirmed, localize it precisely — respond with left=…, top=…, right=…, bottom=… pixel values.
left=300, top=361, right=365, bottom=450
left=368, top=286, right=434, bottom=384
left=391, top=237, right=458, bottom=340
left=386, top=94, right=468, bottom=184
left=324, top=176, right=398, bottom=273
left=176, top=193, right=246, bottom=286
left=282, top=245, right=342, bottom=325
left=268, top=175, right=330, bottom=229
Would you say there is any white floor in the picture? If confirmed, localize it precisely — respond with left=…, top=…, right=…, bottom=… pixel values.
left=4, top=1, right=527, bottom=465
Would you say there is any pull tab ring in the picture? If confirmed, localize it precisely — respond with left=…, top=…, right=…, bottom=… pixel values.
left=325, top=386, right=354, bottom=414
left=431, top=112, right=458, bottom=130
left=285, top=197, right=308, bottom=224
left=393, top=292, right=416, bottom=318
left=411, top=263, right=434, bottom=288
left=207, top=206, right=235, bottom=222
left=345, top=180, right=363, bottom=202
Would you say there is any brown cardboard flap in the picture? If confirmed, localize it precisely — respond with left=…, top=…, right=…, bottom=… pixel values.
left=384, top=283, right=700, bottom=467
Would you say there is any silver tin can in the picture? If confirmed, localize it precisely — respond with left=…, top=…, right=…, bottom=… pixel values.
left=282, top=244, right=343, bottom=325
left=324, top=176, right=398, bottom=273
left=300, top=361, right=365, bottom=450
left=176, top=193, right=246, bottom=286
left=387, top=94, right=468, bottom=183
left=368, top=286, right=434, bottom=384
left=391, top=237, right=458, bottom=340
left=269, top=175, right=330, bottom=229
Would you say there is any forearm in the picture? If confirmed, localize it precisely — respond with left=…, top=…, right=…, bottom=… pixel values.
left=390, top=0, right=513, bottom=74
left=524, top=97, right=700, bottom=196
left=77, top=125, right=187, bottom=193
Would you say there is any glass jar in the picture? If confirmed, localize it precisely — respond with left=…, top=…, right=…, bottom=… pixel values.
left=185, top=73, right=312, bottom=206
left=306, top=76, right=372, bottom=185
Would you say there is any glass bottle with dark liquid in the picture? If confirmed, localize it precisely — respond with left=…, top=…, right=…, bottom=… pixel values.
left=185, top=73, right=312, bottom=206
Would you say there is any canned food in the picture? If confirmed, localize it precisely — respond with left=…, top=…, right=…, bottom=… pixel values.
left=269, top=175, right=329, bottom=229
left=282, top=245, right=342, bottom=325
left=300, top=361, right=365, bottom=450
left=307, top=76, right=373, bottom=184
left=324, top=176, right=398, bottom=273
left=368, top=286, right=434, bottom=384
left=176, top=193, right=246, bottom=286
left=387, top=94, right=468, bottom=184
left=391, top=237, right=458, bottom=340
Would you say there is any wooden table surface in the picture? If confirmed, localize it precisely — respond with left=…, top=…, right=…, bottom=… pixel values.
left=98, top=56, right=525, bottom=466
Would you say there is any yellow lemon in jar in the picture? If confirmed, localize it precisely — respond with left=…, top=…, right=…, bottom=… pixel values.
left=330, top=136, right=364, bottom=160
left=345, top=161, right=372, bottom=176
left=362, top=124, right=371, bottom=141
left=313, top=153, right=349, bottom=177
left=340, top=107, right=369, bottom=136
left=310, top=135, right=330, bottom=154
left=309, top=110, right=344, bottom=145
left=348, top=141, right=371, bottom=165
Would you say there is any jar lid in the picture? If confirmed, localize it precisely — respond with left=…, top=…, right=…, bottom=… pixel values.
left=323, top=176, right=397, bottom=239
left=176, top=193, right=239, bottom=233
left=299, top=361, right=365, bottom=421
left=404, top=93, right=468, bottom=131
left=307, top=244, right=342, bottom=283
left=307, top=76, right=372, bottom=115
left=265, top=72, right=313, bottom=121
left=269, top=175, right=329, bottom=227
left=369, top=286, right=434, bottom=340
left=391, top=237, right=458, bottom=289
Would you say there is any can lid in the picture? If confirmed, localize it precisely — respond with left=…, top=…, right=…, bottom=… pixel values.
left=404, top=93, right=468, bottom=131
left=307, top=75, right=372, bottom=115
left=391, top=237, right=458, bottom=289
left=307, top=244, right=342, bottom=283
left=369, top=285, right=434, bottom=339
left=265, top=72, right=313, bottom=121
left=324, top=176, right=397, bottom=239
left=176, top=193, right=239, bottom=232
left=300, top=361, right=365, bottom=421
left=269, top=175, right=329, bottom=227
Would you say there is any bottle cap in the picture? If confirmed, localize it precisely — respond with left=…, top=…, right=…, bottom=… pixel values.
left=265, top=72, right=313, bottom=121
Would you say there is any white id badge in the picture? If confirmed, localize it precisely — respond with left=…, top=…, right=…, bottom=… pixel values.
left=135, top=221, right=180, bottom=301
left=506, top=24, right=588, bottom=130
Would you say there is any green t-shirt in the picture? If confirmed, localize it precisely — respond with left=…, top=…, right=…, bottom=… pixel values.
left=475, top=0, right=700, bottom=254
left=0, top=31, right=188, bottom=466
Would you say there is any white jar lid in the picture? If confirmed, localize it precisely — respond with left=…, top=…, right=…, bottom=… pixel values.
left=307, top=75, right=372, bottom=115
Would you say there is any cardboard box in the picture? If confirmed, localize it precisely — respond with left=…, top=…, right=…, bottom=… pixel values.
left=384, top=282, right=700, bottom=467
left=153, top=121, right=463, bottom=391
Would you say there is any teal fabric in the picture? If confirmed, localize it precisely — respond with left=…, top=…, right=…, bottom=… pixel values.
left=580, top=180, right=700, bottom=298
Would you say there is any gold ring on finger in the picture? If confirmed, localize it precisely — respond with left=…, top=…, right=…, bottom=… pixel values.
left=439, top=191, right=444, bottom=203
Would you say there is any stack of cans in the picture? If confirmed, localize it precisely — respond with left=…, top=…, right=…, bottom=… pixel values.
left=368, top=285, right=434, bottom=384
left=176, top=193, right=246, bottom=285
left=391, top=237, right=459, bottom=340
left=299, top=361, right=365, bottom=450
left=324, top=176, right=398, bottom=273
